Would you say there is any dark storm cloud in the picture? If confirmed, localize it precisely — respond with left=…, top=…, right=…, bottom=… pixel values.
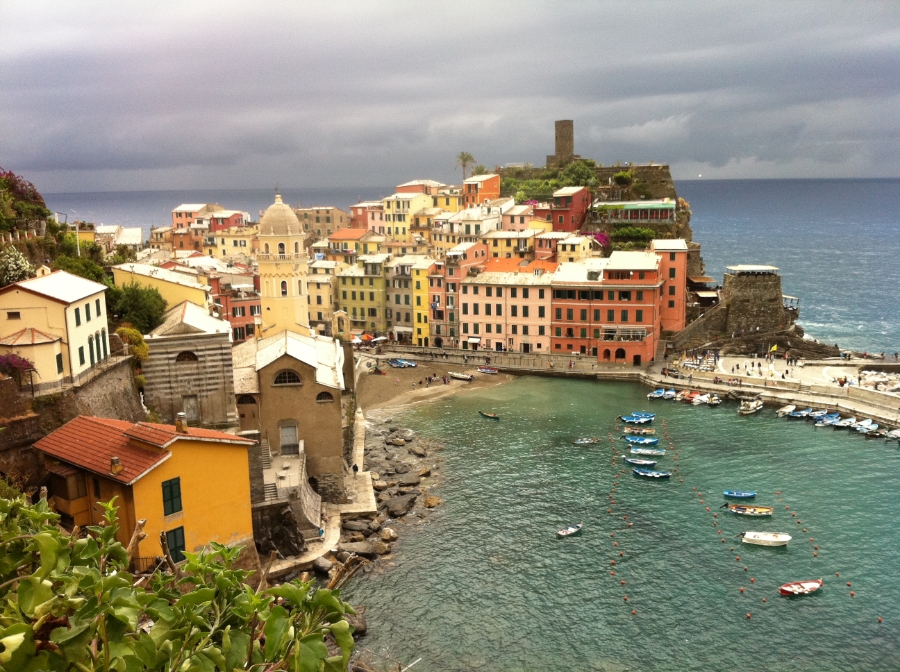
left=1, top=1, right=897, bottom=190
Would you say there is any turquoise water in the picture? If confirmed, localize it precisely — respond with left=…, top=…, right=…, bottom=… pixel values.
left=348, top=377, right=900, bottom=671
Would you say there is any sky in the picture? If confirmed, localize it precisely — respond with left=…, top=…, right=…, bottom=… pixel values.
left=1, top=1, right=898, bottom=192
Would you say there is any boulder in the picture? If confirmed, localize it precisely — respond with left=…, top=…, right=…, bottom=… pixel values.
left=399, top=473, right=421, bottom=487
left=385, top=494, right=418, bottom=518
left=344, top=611, right=367, bottom=637
left=387, top=438, right=406, bottom=446
left=397, top=487, right=421, bottom=496
left=424, top=496, right=441, bottom=508
left=380, top=527, right=398, bottom=542
left=335, top=551, right=351, bottom=563
left=373, top=541, right=391, bottom=555
left=337, top=542, right=377, bottom=558
left=343, top=532, right=365, bottom=543
left=312, top=557, right=333, bottom=575
left=393, top=463, right=411, bottom=474
left=396, top=429, right=416, bottom=441
left=373, top=480, right=391, bottom=491
left=367, top=518, right=382, bottom=532
left=342, top=520, right=372, bottom=533
left=408, top=445, right=427, bottom=458
left=418, top=467, right=432, bottom=477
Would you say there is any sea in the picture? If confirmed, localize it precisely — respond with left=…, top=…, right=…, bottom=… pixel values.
left=44, top=179, right=899, bottom=354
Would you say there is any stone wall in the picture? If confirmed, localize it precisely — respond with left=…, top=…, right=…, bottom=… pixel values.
left=721, top=273, right=793, bottom=335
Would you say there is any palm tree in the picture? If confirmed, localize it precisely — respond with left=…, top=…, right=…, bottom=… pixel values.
left=455, top=151, right=475, bottom=181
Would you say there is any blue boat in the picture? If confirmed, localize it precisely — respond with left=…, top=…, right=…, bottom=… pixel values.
left=625, top=457, right=658, bottom=467
left=724, top=490, right=757, bottom=499
left=633, top=468, right=671, bottom=479
left=788, top=408, right=813, bottom=419
left=815, top=413, right=841, bottom=427
left=808, top=409, right=829, bottom=421
left=624, top=436, right=659, bottom=446
left=632, top=412, right=656, bottom=419
left=663, top=389, right=677, bottom=399
left=631, top=447, right=665, bottom=456
left=619, top=415, right=652, bottom=425
left=647, top=389, right=666, bottom=399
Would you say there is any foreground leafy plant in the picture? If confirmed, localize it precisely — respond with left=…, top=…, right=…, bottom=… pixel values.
left=0, top=497, right=355, bottom=671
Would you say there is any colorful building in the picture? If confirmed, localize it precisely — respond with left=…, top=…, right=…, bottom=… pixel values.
left=650, top=238, right=689, bottom=333
left=462, top=174, right=501, bottom=207
left=534, top=186, right=592, bottom=232
left=205, top=225, right=258, bottom=258
left=381, top=192, right=433, bottom=242
left=171, top=203, right=224, bottom=230
left=295, top=206, right=349, bottom=237
left=337, top=254, right=390, bottom=334
left=112, top=263, right=212, bottom=312
left=308, top=260, right=342, bottom=334
left=409, top=256, right=437, bottom=346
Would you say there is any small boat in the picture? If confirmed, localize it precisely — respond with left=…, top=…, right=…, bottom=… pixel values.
left=478, top=411, right=499, bottom=420
left=775, top=404, right=796, bottom=417
left=631, top=447, right=665, bottom=456
left=738, top=400, right=764, bottom=415
left=739, top=531, right=791, bottom=546
left=572, top=437, right=599, bottom=445
left=788, top=408, right=812, bottom=419
left=388, top=359, right=405, bottom=368
left=857, top=422, right=878, bottom=434
left=864, top=429, right=886, bottom=439
left=886, top=428, right=900, bottom=441
left=674, top=390, right=688, bottom=401
left=448, top=371, right=474, bottom=381
left=692, top=394, right=710, bottom=405
left=815, top=413, right=842, bottom=427
left=631, top=412, right=656, bottom=419
left=476, top=367, right=498, bottom=374
left=633, top=468, right=671, bottom=479
left=624, top=436, right=659, bottom=446
left=808, top=409, right=829, bottom=421
left=724, top=490, right=757, bottom=499
left=663, top=389, right=677, bottom=400
left=619, top=415, right=652, bottom=425
left=706, top=394, right=722, bottom=407
left=396, top=358, right=417, bottom=368
left=624, top=426, right=656, bottom=435
left=834, top=416, right=857, bottom=429
left=625, top=457, right=658, bottom=467
left=647, top=388, right=666, bottom=399
left=722, top=503, right=773, bottom=516
left=684, top=391, right=701, bottom=404
left=557, top=523, right=583, bottom=538
left=779, top=579, right=823, bottom=596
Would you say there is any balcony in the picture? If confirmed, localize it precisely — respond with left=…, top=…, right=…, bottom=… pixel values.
left=257, top=253, right=305, bottom=262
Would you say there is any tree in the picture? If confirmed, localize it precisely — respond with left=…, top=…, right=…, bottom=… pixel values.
left=107, top=245, right=137, bottom=265
left=52, top=255, right=107, bottom=284
left=470, top=164, right=487, bottom=177
left=0, top=496, right=357, bottom=672
left=559, top=160, right=597, bottom=188
left=109, top=283, right=167, bottom=333
left=116, top=326, right=149, bottom=362
left=455, top=151, right=475, bottom=181
left=0, top=168, right=52, bottom=232
left=0, top=246, right=34, bottom=287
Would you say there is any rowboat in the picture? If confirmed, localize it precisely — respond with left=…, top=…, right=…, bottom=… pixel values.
left=448, top=372, right=474, bottom=381
left=779, top=579, right=823, bottom=596
left=692, top=394, right=710, bottom=405
left=854, top=420, right=876, bottom=433
left=684, top=391, right=701, bottom=404
left=633, top=468, right=671, bottom=479
left=624, top=426, right=656, bottom=435
left=572, top=437, right=599, bottom=445
left=557, top=523, right=583, bottom=538
left=775, top=404, right=796, bottom=417
left=478, top=411, right=499, bottom=420
left=674, top=390, right=688, bottom=401
left=477, top=367, right=498, bottom=374
left=707, top=394, right=722, bottom=407
left=834, top=416, right=857, bottom=429
left=864, top=429, right=886, bottom=439
left=886, top=429, right=900, bottom=440
left=619, top=415, right=652, bottom=425
left=624, top=457, right=658, bottom=467
left=724, top=490, right=757, bottom=499
left=722, top=503, right=773, bottom=516
left=631, top=447, right=665, bottom=456
left=396, top=358, right=417, bottom=368
left=624, top=436, right=659, bottom=446
left=808, top=409, right=829, bottom=421
left=738, top=400, right=764, bottom=415
left=647, top=388, right=666, bottom=399
left=663, top=389, right=677, bottom=400
left=739, top=531, right=792, bottom=546
left=815, top=413, right=841, bottom=427
left=631, top=412, right=656, bottom=419
left=788, top=408, right=812, bottom=419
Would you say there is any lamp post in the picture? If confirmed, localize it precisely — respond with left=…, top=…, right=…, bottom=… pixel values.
left=70, top=210, right=80, bottom=256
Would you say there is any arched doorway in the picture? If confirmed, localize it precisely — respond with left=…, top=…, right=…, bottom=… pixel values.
left=434, top=337, right=443, bottom=348
left=603, top=349, right=611, bottom=361
left=615, top=348, right=626, bottom=362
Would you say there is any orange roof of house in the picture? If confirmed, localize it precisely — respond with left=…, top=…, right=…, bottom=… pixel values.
left=34, top=416, right=253, bottom=485
left=328, top=228, right=368, bottom=241
left=0, top=328, right=60, bottom=346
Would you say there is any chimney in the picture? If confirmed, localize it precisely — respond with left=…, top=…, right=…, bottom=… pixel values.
left=175, top=412, right=188, bottom=434
left=110, top=457, right=123, bottom=476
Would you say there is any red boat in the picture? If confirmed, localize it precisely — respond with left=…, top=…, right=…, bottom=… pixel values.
left=779, top=579, right=823, bottom=596
left=683, top=391, right=701, bottom=404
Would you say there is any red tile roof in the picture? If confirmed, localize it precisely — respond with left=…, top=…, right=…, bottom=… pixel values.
left=328, top=228, right=368, bottom=241
left=34, top=416, right=254, bottom=485
left=0, top=328, right=60, bottom=346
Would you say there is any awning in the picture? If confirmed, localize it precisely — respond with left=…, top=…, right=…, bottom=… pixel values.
left=393, top=326, right=413, bottom=333
left=467, top=337, right=482, bottom=344
left=695, top=291, right=719, bottom=298
left=689, top=275, right=716, bottom=283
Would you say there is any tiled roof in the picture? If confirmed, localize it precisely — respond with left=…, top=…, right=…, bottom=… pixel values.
left=33, top=416, right=253, bottom=485
left=328, top=228, right=368, bottom=241
left=0, top=328, right=60, bottom=346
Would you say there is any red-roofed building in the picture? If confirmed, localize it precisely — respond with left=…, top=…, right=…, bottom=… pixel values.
left=35, top=416, right=255, bottom=568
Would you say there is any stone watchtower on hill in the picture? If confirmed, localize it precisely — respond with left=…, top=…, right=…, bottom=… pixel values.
left=546, top=120, right=580, bottom=167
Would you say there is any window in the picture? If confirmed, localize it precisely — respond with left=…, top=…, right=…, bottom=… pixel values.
left=621, top=310, right=629, bottom=322
left=538, top=326, right=545, bottom=336
left=511, top=325, right=517, bottom=334
left=233, top=327, right=245, bottom=340
left=75, top=308, right=81, bottom=326
left=670, top=252, right=676, bottom=261
left=638, top=272, right=645, bottom=280
left=668, top=300, right=676, bottom=308
left=496, top=287, right=503, bottom=297
left=6, top=311, right=21, bottom=320
left=636, top=291, right=643, bottom=301
left=56, top=353, right=63, bottom=374
left=175, top=351, right=198, bottom=363
left=607, top=310, right=615, bottom=322
left=316, top=392, right=335, bottom=403
left=523, top=288, right=529, bottom=299
left=669, top=268, right=676, bottom=279
left=555, top=308, right=562, bottom=320
left=510, top=288, right=517, bottom=298
left=511, top=305, right=517, bottom=317
left=619, top=291, right=631, bottom=301
left=273, top=370, right=301, bottom=385
left=539, top=289, right=545, bottom=299
left=486, top=287, right=492, bottom=297
left=166, top=527, right=186, bottom=563
left=580, top=309, right=587, bottom=321
left=636, top=310, right=644, bottom=322
left=554, top=327, right=562, bottom=336
left=538, top=306, right=545, bottom=318
left=580, top=328, right=587, bottom=338
left=280, top=281, right=288, bottom=296
left=594, top=309, right=600, bottom=321
left=85, top=303, right=92, bottom=322
left=669, top=285, right=676, bottom=296
left=78, top=346, right=85, bottom=365
left=162, top=478, right=182, bottom=516
left=566, top=308, right=573, bottom=321
left=473, top=304, right=479, bottom=315
left=95, top=298, right=101, bottom=316
left=232, top=306, right=246, bottom=317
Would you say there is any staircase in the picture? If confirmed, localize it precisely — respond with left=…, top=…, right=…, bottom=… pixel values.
left=259, top=440, right=272, bottom=469
left=798, top=383, right=811, bottom=394
left=263, top=483, right=279, bottom=501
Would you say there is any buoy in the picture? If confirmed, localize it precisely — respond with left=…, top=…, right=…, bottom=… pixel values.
left=623, top=515, right=627, bottom=520
left=740, top=587, right=744, bottom=593
left=714, top=513, right=718, bottom=518
left=610, top=571, right=615, bottom=575
left=851, top=592, right=855, bottom=597
left=846, top=582, right=851, bottom=586
left=620, top=551, right=624, bottom=556
left=627, top=523, right=633, bottom=527
left=611, top=560, right=616, bottom=565
left=624, top=596, right=628, bottom=601
left=785, top=506, right=790, bottom=509
left=621, top=580, right=625, bottom=585
left=693, top=487, right=696, bottom=490
left=792, top=513, right=796, bottom=517
left=699, top=499, right=703, bottom=503
left=608, top=509, right=612, bottom=513
left=762, top=598, right=767, bottom=603
left=610, top=533, right=615, bottom=537
left=731, top=547, right=735, bottom=551
left=718, top=530, right=723, bottom=535
left=814, top=546, right=818, bottom=550
left=721, top=538, right=725, bottom=543
left=680, top=479, right=683, bottom=482
left=750, top=578, right=755, bottom=583
left=797, top=520, right=802, bottom=524
left=632, top=610, right=636, bottom=615
left=747, top=613, right=752, bottom=619
left=813, top=552, right=818, bottom=557
left=744, top=566, right=748, bottom=571
left=706, top=507, right=710, bottom=511
left=810, top=538, right=815, bottom=542
left=698, top=492, right=702, bottom=497
left=878, top=617, right=882, bottom=623
left=614, top=541, right=618, bottom=546
left=736, top=556, right=741, bottom=561
left=802, top=528, right=807, bottom=532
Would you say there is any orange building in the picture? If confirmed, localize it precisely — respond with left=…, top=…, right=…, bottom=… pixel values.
left=462, top=174, right=501, bottom=207
left=650, top=239, right=689, bottom=332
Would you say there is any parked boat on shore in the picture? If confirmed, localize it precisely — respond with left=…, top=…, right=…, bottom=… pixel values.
left=707, top=394, right=722, bottom=407
left=739, top=531, right=791, bottom=546
left=633, top=468, right=671, bottom=479
left=779, top=579, right=823, bottom=596
left=788, top=408, right=813, bottom=419
left=647, top=388, right=666, bottom=399
left=834, top=416, right=857, bottom=429
left=775, top=404, right=796, bottom=417
left=557, top=523, right=583, bottom=538
left=476, top=367, right=498, bottom=374
left=738, top=400, right=764, bottom=415
left=448, top=371, right=473, bottom=381
left=722, top=503, right=774, bottom=516
left=663, top=389, right=677, bottom=400
left=624, top=457, right=658, bottom=467
left=724, top=490, right=757, bottom=499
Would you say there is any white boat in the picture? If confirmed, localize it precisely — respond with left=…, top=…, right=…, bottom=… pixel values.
left=739, top=531, right=792, bottom=547
left=738, top=399, right=763, bottom=415
left=674, top=390, right=688, bottom=401
left=707, top=394, right=722, bottom=406
left=852, top=419, right=874, bottom=431
left=834, top=416, right=857, bottom=429
left=775, top=404, right=796, bottom=417
left=448, top=371, right=474, bottom=381
left=663, top=389, right=677, bottom=400
left=886, top=429, right=900, bottom=440
left=692, top=394, right=710, bottom=405
left=856, top=422, right=878, bottom=433
left=647, top=388, right=666, bottom=399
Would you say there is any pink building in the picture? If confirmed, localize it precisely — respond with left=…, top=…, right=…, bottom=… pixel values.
left=427, top=242, right=488, bottom=349
left=533, top=186, right=591, bottom=232
left=650, top=239, right=689, bottom=333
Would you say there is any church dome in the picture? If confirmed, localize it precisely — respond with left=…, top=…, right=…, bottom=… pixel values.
left=259, top=193, right=303, bottom=237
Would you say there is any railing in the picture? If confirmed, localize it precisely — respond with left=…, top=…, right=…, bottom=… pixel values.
left=256, top=253, right=305, bottom=261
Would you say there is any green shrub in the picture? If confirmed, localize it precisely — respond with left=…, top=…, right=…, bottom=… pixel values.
left=613, top=170, right=633, bottom=186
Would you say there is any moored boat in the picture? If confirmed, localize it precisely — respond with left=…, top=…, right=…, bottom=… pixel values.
left=854, top=420, right=876, bottom=433
left=619, top=415, right=652, bottom=425
left=663, top=389, right=677, bottom=400
left=739, top=531, right=792, bottom=546
left=631, top=412, right=656, bottom=419
left=684, top=391, right=701, bottom=404
left=633, top=468, right=672, bottom=479
left=647, top=388, right=666, bottom=399
left=624, top=436, right=659, bottom=446
left=557, top=523, right=583, bottom=538
left=478, top=411, right=499, bottom=420
left=779, top=579, right=823, bottom=596
left=886, top=428, right=900, bottom=441
left=738, top=399, right=764, bottom=415
left=808, top=409, right=829, bottom=421
left=721, top=503, right=773, bottom=516
left=631, top=447, right=665, bottom=456
left=448, top=371, right=474, bottom=381
left=624, top=457, right=658, bottom=467
left=476, top=367, right=498, bottom=374
left=623, top=426, right=656, bottom=435
left=775, top=404, right=796, bottom=417
left=707, top=394, right=722, bottom=406
left=674, top=390, right=688, bottom=401
left=724, top=490, right=757, bottom=499
left=834, top=416, right=857, bottom=429
left=864, top=429, right=886, bottom=439
left=572, top=437, right=599, bottom=445
left=692, top=394, right=710, bottom=405
left=815, top=413, right=841, bottom=427
left=788, top=408, right=812, bottom=419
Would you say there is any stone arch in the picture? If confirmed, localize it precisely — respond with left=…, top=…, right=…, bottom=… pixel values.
left=294, top=241, right=300, bottom=254
left=278, top=242, right=285, bottom=255
left=603, top=349, right=611, bottom=361
left=316, top=391, right=334, bottom=403
left=175, top=351, right=199, bottom=362
left=88, top=335, right=95, bottom=366
left=273, top=370, right=302, bottom=385
left=237, top=394, right=256, bottom=405
left=280, top=280, right=288, bottom=296
left=264, top=243, right=270, bottom=254
left=615, top=348, right=626, bottom=361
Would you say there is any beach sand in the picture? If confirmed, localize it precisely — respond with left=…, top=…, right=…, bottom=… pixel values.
left=357, top=360, right=514, bottom=412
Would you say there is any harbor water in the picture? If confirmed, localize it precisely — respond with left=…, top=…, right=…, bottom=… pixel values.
left=349, top=376, right=899, bottom=671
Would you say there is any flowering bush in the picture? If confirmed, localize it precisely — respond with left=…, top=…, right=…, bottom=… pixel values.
left=0, top=353, right=34, bottom=384
left=0, top=246, right=34, bottom=287
left=593, top=232, right=611, bottom=247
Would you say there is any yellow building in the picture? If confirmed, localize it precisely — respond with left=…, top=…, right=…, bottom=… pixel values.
left=433, top=188, right=464, bottom=212
left=410, top=256, right=437, bottom=346
left=382, top=192, right=433, bottom=242
left=257, top=194, right=312, bottom=338
left=34, top=416, right=256, bottom=566
left=112, top=263, right=211, bottom=311
left=0, top=270, right=111, bottom=392
left=336, top=254, right=390, bottom=334
left=205, top=225, right=258, bottom=258
left=308, top=259, right=343, bottom=332
left=294, top=206, right=349, bottom=237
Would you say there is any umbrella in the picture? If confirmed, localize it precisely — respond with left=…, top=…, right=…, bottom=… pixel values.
left=351, top=337, right=362, bottom=344
left=372, top=336, right=388, bottom=342
left=361, top=334, right=374, bottom=341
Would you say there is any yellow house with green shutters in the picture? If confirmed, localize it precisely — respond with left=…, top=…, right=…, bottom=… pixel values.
left=337, top=254, right=390, bottom=334
left=205, top=224, right=258, bottom=258
left=410, top=256, right=437, bottom=346
left=112, top=263, right=211, bottom=310
left=381, top=193, right=433, bottom=242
